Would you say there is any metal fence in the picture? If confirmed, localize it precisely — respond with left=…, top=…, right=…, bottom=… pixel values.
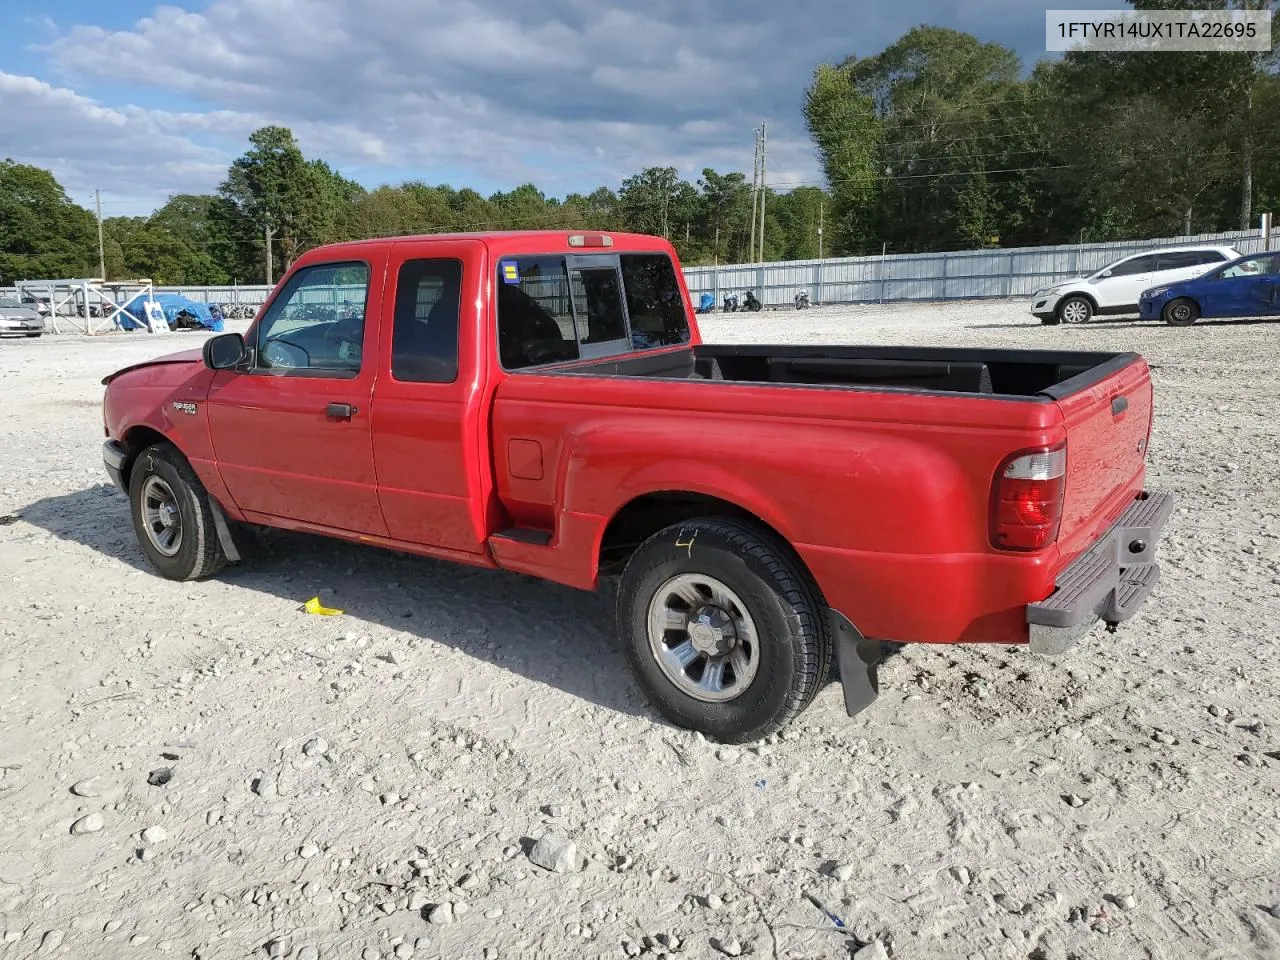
left=3, top=227, right=1268, bottom=320
left=683, top=228, right=1267, bottom=307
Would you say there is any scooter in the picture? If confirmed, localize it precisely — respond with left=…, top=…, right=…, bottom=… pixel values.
left=795, top=291, right=811, bottom=310
left=742, top=290, right=763, bottom=312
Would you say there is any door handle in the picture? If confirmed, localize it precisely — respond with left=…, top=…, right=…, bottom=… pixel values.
left=325, top=402, right=356, bottom=421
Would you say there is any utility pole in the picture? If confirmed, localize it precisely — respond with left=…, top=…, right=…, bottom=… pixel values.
left=264, top=224, right=274, bottom=284
left=818, top=197, right=824, bottom=260
left=748, top=128, right=760, bottom=263
left=757, top=121, right=767, bottom=263
left=95, top=190, right=106, bottom=280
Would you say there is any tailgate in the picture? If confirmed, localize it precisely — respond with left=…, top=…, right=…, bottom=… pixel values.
left=1053, top=357, right=1153, bottom=560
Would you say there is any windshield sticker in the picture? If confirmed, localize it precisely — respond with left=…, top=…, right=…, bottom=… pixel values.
left=500, top=260, right=519, bottom=284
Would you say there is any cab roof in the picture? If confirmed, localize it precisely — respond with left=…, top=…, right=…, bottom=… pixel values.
left=302, top=230, right=675, bottom=259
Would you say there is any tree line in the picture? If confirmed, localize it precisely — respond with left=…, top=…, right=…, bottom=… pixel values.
left=807, top=5, right=1280, bottom=255
left=3, top=7, right=1278, bottom=286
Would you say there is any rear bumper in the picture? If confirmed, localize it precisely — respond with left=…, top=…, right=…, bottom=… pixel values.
left=103, top=439, right=128, bottom=492
left=1026, top=490, right=1174, bottom=654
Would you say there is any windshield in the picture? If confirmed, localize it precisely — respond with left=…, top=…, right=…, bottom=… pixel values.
left=0, top=297, right=21, bottom=308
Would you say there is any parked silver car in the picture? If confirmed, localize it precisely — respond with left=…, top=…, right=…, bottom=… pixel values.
left=0, top=296, right=45, bottom=337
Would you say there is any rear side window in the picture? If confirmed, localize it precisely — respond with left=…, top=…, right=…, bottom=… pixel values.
left=620, top=254, right=692, bottom=348
left=391, top=258, right=462, bottom=383
left=1158, top=251, right=1226, bottom=270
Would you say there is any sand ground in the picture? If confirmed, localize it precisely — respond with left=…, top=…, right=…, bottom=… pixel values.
left=1, top=298, right=1277, bottom=960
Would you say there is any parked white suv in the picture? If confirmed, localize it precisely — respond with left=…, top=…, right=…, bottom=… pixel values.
left=1031, top=245, right=1241, bottom=324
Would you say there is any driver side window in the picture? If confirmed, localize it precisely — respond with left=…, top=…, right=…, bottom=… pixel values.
left=1221, top=256, right=1273, bottom=279
left=255, top=261, right=370, bottom=376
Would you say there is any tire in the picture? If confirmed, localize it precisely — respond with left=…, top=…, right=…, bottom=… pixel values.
left=1162, top=297, right=1200, bottom=327
left=1057, top=295, right=1093, bottom=325
left=129, top=443, right=228, bottom=581
left=617, top=517, right=831, bottom=743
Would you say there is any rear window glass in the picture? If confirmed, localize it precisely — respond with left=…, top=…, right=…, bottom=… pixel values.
left=496, top=257, right=580, bottom=370
left=570, top=265, right=628, bottom=345
left=497, top=252, right=692, bottom=369
left=620, top=254, right=692, bottom=348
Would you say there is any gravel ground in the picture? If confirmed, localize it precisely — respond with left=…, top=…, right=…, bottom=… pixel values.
left=1, top=299, right=1277, bottom=960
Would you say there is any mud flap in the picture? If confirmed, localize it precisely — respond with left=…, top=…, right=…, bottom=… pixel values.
left=208, top=497, right=241, bottom=563
left=829, top=609, right=880, bottom=717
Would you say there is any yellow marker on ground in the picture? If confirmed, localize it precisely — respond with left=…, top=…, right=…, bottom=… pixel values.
left=303, top=597, right=344, bottom=616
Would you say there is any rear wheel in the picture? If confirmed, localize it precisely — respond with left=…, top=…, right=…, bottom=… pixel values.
left=129, top=443, right=228, bottom=581
left=1057, top=296, right=1093, bottom=325
left=617, top=517, right=830, bottom=743
left=1162, top=297, right=1200, bottom=326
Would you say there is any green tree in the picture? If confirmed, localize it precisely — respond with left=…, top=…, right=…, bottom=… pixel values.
left=218, top=126, right=356, bottom=282
left=803, top=63, right=881, bottom=254
left=697, top=169, right=752, bottom=264
left=0, top=160, right=97, bottom=282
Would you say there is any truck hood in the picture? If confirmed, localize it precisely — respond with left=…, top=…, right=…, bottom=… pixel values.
left=101, top=348, right=204, bottom=386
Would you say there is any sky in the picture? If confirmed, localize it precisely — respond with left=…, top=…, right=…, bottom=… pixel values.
left=0, top=0, right=1049, bottom=217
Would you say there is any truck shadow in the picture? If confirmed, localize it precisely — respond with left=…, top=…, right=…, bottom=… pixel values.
left=18, top=484, right=665, bottom=724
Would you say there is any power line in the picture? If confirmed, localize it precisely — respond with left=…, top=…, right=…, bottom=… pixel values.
left=770, top=163, right=1077, bottom=189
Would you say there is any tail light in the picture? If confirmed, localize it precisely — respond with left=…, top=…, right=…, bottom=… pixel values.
left=990, top=445, right=1066, bottom=551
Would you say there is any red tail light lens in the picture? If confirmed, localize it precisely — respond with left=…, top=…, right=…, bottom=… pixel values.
left=990, top=446, right=1066, bottom=551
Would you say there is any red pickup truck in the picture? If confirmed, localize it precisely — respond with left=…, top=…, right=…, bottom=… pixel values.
left=101, top=231, right=1172, bottom=742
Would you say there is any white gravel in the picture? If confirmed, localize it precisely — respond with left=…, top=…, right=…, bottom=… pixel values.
left=0, top=299, right=1278, bottom=959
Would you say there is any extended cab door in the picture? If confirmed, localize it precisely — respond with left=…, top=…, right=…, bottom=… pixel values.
left=370, top=240, right=492, bottom=554
left=205, top=256, right=389, bottom=535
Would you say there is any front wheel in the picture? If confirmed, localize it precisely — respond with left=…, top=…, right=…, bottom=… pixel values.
left=617, top=517, right=831, bottom=743
left=1057, top=295, right=1093, bottom=324
left=1162, top=297, right=1200, bottom=326
left=129, top=443, right=229, bottom=581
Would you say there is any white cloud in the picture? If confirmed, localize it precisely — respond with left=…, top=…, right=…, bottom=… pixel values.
left=0, top=72, right=226, bottom=211
left=3, top=0, right=1045, bottom=213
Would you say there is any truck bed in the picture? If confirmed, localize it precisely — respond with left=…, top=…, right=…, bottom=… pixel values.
left=491, top=339, right=1154, bottom=647
left=549, top=344, right=1137, bottom=400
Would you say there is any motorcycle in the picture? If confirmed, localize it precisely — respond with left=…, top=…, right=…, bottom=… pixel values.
left=741, top=290, right=763, bottom=312
left=722, top=293, right=739, bottom=312
left=795, top=291, right=811, bottom=310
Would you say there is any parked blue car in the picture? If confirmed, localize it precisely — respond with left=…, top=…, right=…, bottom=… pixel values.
left=1138, top=251, right=1280, bottom=326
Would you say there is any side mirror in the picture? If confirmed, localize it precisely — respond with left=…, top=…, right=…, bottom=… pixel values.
left=203, top=332, right=247, bottom=371
left=1100, top=269, right=1113, bottom=278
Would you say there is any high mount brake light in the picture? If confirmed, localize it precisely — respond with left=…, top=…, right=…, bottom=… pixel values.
left=567, top=234, right=613, bottom=248
left=990, top=446, right=1067, bottom=551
